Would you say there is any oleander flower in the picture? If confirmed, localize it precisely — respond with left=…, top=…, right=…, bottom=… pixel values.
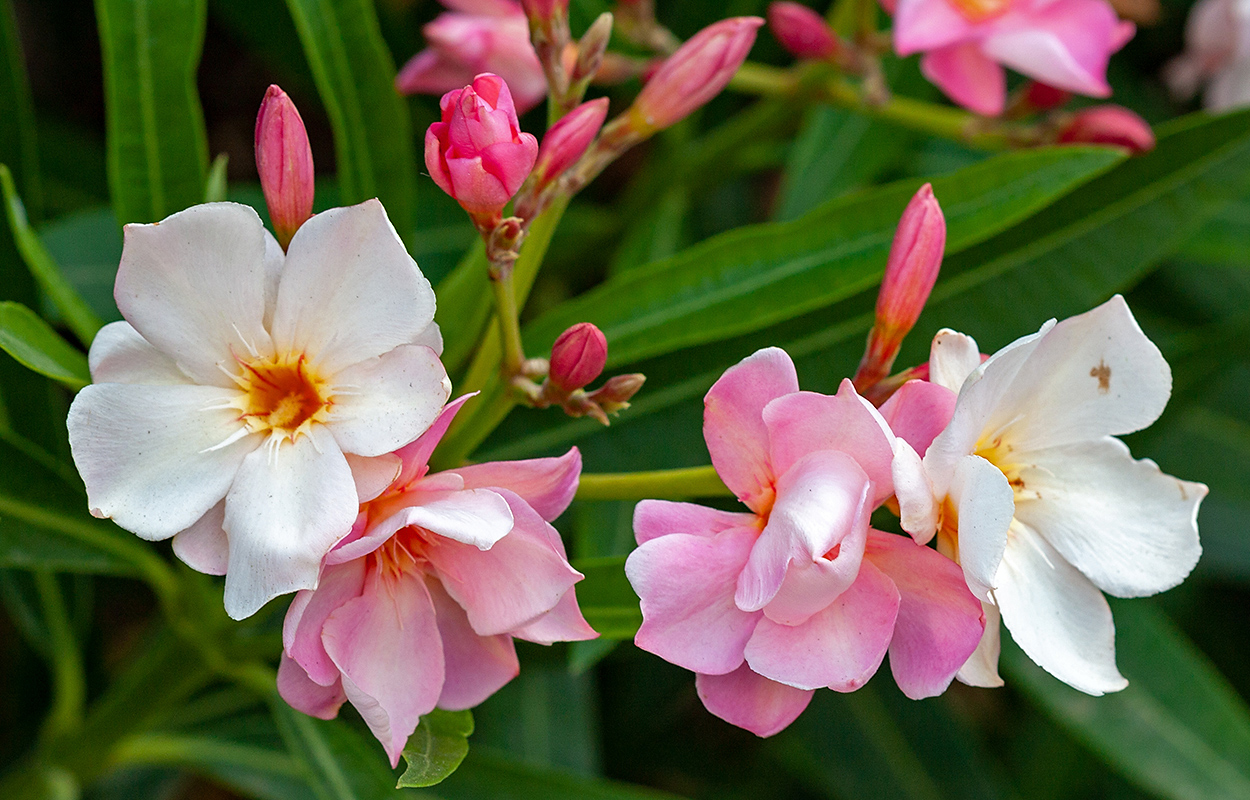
left=1163, top=0, right=1250, bottom=110
left=67, top=200, right=450, bottom=620
left=625, top=347, right=984, bottom=737
left=912, top=296, right=1205, bottom=693
left=277, top=395, right=594, bottom=765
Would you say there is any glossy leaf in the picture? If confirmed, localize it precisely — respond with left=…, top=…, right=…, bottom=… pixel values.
left=0, top=0, right=40, bottom=221
left=95, top=0, right=209, bottom=224
left=572, top=556, right=640, bottom=640
left=0, top=301, right=90, bottom=389
left=438, top=747, right=686, bottom=800
left=397, top=708, right=474, bottom=788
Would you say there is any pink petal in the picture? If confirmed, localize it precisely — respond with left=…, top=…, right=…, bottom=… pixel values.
left=397, top=48, right=477, bottom=96
left=695, top=664, right=814, bottom=738
left=277, top=653, right=346, bottom=720
left=171, top=501, right=228, bottom=576
left=425, top=489, right=581, bottom=636
left=763, top=379, right=897, bottom=504
left=393, top=394, right=476, bottom=487
left=380, top=487, right=516, bottom=550
left=452, top=447, right=582, bottom=521
left=633, top=499, right=757, bottom=545
left=983, top=0, right=1122, bottom=97
left=283, top=558, right=367, bottom=686
left=344, top=453, right=401, bottom=504
left=736, top=451, right=871, bottom=618
left=921, top=43, right=1007, bottom=116
left=428, top=579, right=519, bottom=710
left=479, top=136, right=539, bottom=198
left=892, top=0, right=977, bottom=55
left=878, top=379, right=957, bottom=457
left=864, top=529, right=984, bottom=699
left=511, top=590, right=598, bottom=644
left=625, top=527, right=761, bottom=675
left=744, top=560, right=899, bottom=691
left=322, top=570, right=444, bottom=767
left=704, top=347, right=799, bottom=510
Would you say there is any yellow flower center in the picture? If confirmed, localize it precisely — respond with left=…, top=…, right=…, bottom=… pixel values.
left=949, top=0, right=1010, bottom=22
left=232, top=352, right=332, bottom=441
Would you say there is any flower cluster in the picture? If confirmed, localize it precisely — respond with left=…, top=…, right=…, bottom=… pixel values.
left=1165, top=0, right=1250, bottom=110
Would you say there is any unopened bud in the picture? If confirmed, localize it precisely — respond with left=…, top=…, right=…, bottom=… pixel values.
left=534, top=98, right=609, bottom=185
left=549, top=322, right=608, bottom=391
left=854, top=183, right=945, bottom=393
left=629, top=17, right=763, bottom=134
left=255, top=85, right=314, bottom=250
left=1057, top=105, right=1156, bottom=154
left=574, top=12, right=614, bottom=83
left=767, top=2, right=838, bottom=61
left=520, top=0, right=567, bottom=24
left=587, top=372, right=644, bottom=415
left=1024, top=81, right=1071, bottom=112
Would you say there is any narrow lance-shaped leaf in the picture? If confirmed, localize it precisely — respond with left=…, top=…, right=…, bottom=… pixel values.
left=0, top=301, right=89, bottom=389
left=0, top=0, right=40, bottom=221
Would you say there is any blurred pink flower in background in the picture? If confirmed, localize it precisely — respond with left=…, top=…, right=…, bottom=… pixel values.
left=1164, top=0, right=1250, bottom=110
left=397, top=0, right=547, bottom=114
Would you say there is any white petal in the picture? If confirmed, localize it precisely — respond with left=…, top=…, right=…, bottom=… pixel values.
left=172, top=501, right=229, bottom=575
left=262, top=228, right=285, bottom=330
left=892, top=437, right=937, bottom=545
left=1013, top=437, right=1205, bottom=598
left=344, top=453, right=402, bottom=503
left=987, top=296, right=1172, bottom=452
left=412, top=319, right=444, bottom=356
left=380, top=488, right=515, bottom=550
left=955, top=600, right=1004, bottom=688
left=327, top=344, right=450, bottom=457
left=114, top=202, right=273, bottom=386
left=67, top=383, right=255, bottom=540
left=928, top=329, right=981, bottom=393
left=995, top=522, right=1128, bottom=696
left=270, top=200, right=437, bottom=375
left=88, top=321, right=190, bottom=385
left=221, top=426, right=358, bottom=620
left=950, top=454, right=1015, bottom=601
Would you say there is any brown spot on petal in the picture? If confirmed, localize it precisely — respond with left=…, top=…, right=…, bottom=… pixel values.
left=1090, top=360, right=1111, bottom=393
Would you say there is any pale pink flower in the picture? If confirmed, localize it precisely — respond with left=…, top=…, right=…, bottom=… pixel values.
left=1163, top=0, right=1250, bottom=110
left=396, top=0, right=547, bottom=115
left=278, top=396, right=595, bottom=765
left=68, top=200, right=449, bottom=620
left=890, top=0, right=1136, bottom=116
left=625, top=347, right=984, bottom=737
left=904, top=297, right=1205, bottom=694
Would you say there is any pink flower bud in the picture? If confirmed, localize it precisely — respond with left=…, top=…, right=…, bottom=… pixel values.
left=1058, top=105, right=1156, bottom=154
left=587, top=372, right=645, bottom=415
left=520, top=0, right=566, bottom=22
left=1024, top=81, right=1072, bottom=112
left=767, top=2, right=838, bottom=60
left=630, top=17, right=764, bottom=133
left=549, top=322, right=608, bottom=391
left=854, top=184, right=946, bottom=393
left=534, top=98, right=608, bottom=185
left=425, top=73, right=540, bottom=228
left=254, top=85, right=314, bottom=250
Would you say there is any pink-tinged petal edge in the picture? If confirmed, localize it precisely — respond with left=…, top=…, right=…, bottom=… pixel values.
left=633, top=498, right=758, bottom=545
left=696, top=664, right=814, bottom=737
left=921, top=43, right=1007, bottom=117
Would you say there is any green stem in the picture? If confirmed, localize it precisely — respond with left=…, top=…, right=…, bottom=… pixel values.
left=491, top=269, right=525, bottom=378
left=33, top=571, right=85, bottom=743
left=576, top=465, right=732, bottom=501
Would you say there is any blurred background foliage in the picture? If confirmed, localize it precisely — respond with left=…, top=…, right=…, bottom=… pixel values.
left=1, top=0, right=1250, bottom=798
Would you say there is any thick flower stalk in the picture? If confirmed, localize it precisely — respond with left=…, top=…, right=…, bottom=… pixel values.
left=625, top=348, right=984, bottom=737
left=68, top=200, right=449, bottom=620
left=396, top=0, right=547, bottom=115
left=1163, top=0, right=1250, bottom=110
left=277, top=396, right=595, bottom=765
left=890, top=0, right=1136, bottom=116
left=898, top=296, right=1205, bottom=693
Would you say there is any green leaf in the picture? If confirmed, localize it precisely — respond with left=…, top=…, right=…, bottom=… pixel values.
left=0, top=0, right=40, bottom=221
left=0, top=165, right=104, bottom=344
left=94, top=0, right=209, bottom=224
left=572, top=556, right=640, bottom=640
left=397, top=708, right=474, bottom=788
left=521, top=147, right=1122, bottom=370
left=205, top=153, right=229, bottom=203
left=438, top=747, right=687, bottom=800
left=284, top=0, right=417, bottom=243
left=0, top=302, right=89, bottom=388
left=1003, top=601, right=1250, bottom=800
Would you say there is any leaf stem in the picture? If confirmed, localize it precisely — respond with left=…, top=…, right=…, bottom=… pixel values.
left=576, top=465, right=732, bottom=501
left=33, top=571, right=85, bottom=743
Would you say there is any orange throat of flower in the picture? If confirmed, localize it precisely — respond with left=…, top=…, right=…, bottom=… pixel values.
left=230, top=351, right=332, bottom=442
left=948, top=0, right=1010, bottom=22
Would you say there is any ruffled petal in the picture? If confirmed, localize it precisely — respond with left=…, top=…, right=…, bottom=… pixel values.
left=283, top=558, right=368, bottom=686
left=270, top=200, right=437, bottom=375
left=327, top=344, right=450, bottom=457
left=633, top=499, right=757, bottom=545
left=171, top=501, right=228, bottom=575
left=428, top=579, right=519, bottom=710
left=452, top=447, right=583, bottom=522
left=67, top=383, right=254, bottom=541
left=878, top=379, right=957, bottom=457
left=983, top=0, right=1122, bottom=97
left=744, top=560, right=899, bottom=692
left=382, top=487, right=516, bottom=550
left=511, top=590, right=598, bottom=644
left=221, top=426, right=358, bottom=620
left=277, top=653, right=346, bottom=720
left=704, top=347, right=799, bottom=510
left=892, top=0, right=977, bottom=54
left=625, top=527, right=760, bottom=675
left=393, top=394, right=476, bottom=486
left=344, top=453, right=402, bottom=504
left=88, top=321, right=190, bottom=385
left=927, top=329, right=982, bottom=393
left=921, top=43, right=1008, bottom=117
left=695, top=665, right=814, bottom=738
left=949, top=454, right=1015, bottom=601
left=956, top=600, right=1004, bottom=688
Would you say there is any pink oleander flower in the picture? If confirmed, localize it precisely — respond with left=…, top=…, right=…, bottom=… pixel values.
left=768, top=2, right=839, bottom=61
left=425, top=74, right=540, bottom=229
left=890, top=0, right=1136, bottom=116
left=67, top=200, right=449, bottom=620
left=278, top=395, right=595, bottom=765
left=255, top=85, right=315, bottom=250
left=397, top=0, right=547, bottom=115
left=1163, top=0, right=1250, bottom=110
left=624, top=347, right=984, bottom=737
left=897, top=297, right=1205, bottom=694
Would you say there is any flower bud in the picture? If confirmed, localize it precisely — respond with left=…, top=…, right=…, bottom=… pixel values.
left=629, top=17, right=764, bottom=134
left=520, top=0, right=567, bottom=23
left=588, top=373, right=645, bottom=415
left=853, top=184, right=946, bottom=393
left=1057, top=105, right=1156, bottom=154
left=425, top=73, right=540, bottom=229
left=254, top=85, right=314, bottom=250
left=534, top=98, right=609, bottom=186
left=549, top=322, right=608, bottom=392
left=767, top=2, right=838, bottom=60
left=574, top=12, right=614, bottom=83
left=1024, top=81, right=1071, bottom=112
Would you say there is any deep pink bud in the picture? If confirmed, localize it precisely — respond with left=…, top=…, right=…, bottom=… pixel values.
left=425, top=73, right=540, bottom=228
left=534, top=98, right=609, bottom=185
left=854, top=184, right=946, bottom=392
left=255, top=85, right=314, bottom=250
left=549, top=322, right=608, bottom=391
left=1024, top=81, right=1072, bottom=111
left=767, top=2, right=838, bottom=60
left=631, top=17, right=764, bottom=133
left=1058, top=105, right=1156, bottom=154
left=520, top=0, right=566, bottom=22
